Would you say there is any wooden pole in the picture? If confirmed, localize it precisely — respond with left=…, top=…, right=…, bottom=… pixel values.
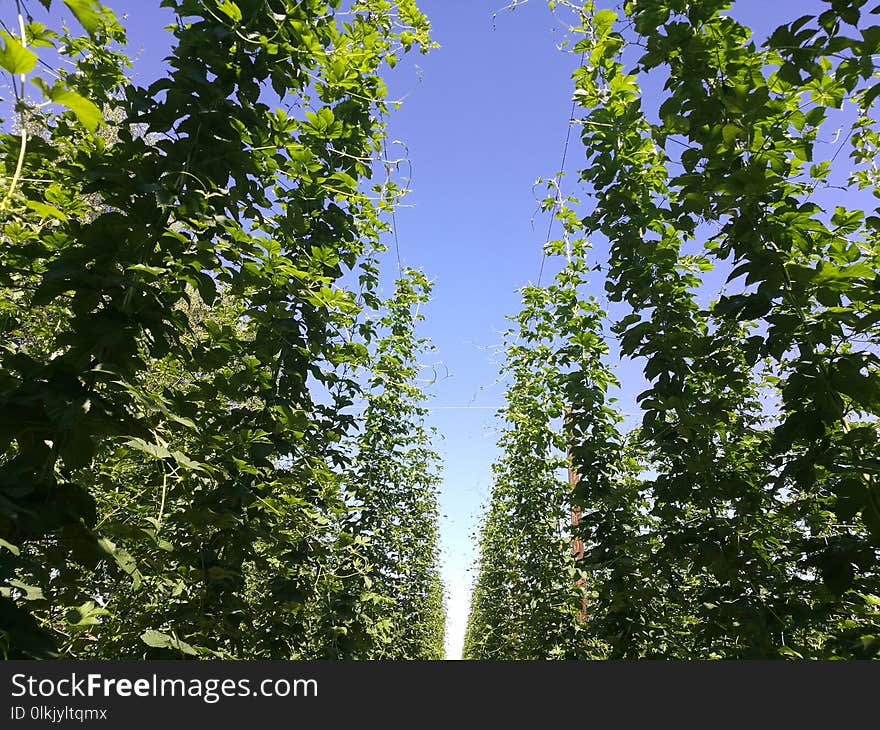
left=566, top=408, right=588, bottom=624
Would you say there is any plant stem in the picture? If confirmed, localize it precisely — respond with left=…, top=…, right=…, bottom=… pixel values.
left=1, top=8, right=28, bottom=211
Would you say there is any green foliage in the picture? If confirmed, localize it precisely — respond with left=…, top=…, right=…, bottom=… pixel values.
left=1, top=0, right=443, bottom=659
left=344, top=269, right=446, bottom=659
left=465, top=219, right=613, bottom=658
left=0, top=31, right=37, bottom=75
left=467, top=0, right=880, bottom=659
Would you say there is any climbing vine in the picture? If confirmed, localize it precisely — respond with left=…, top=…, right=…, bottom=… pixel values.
left=464, top=194, right=623, bottom=659
left=0, top=0, right=445, bottom=659
left=7, top=0, right=880, bottom=663
left=345, top=268, right=445, bottom=660
left=467, top=0, right=880, bottom=659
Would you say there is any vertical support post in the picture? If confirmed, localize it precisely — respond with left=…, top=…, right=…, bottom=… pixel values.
left=566, top=408, right=588, bottom=624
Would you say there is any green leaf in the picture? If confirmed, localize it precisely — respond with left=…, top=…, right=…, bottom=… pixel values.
left=721, top=123, right=740, bottom=146
left=165, top=412, right=198, bottom=430
left=790, top=141, right=811, bottom=162
left=594, top=9, right=617, bottom=35
left=33, top=77, right=103, bottom=131
left=778, top=646, right=804, bottom=658
left=25, top=200, right=69, bottom=222
left=123, top=437, right=172, bottom=460
left=140, top=629, right=199, bottom=655
left=0, top=31, right=38, bottom=75
left=62, top=0, right=104, bottom=36
left=9, top=581, right=44, bottom=601
left=66, top=601, right=110, bottom=627
left=0, top=538, right=20, bottom=556
left=127, top=263, right=166, bottom=277
left=216, top=0, right=243, bottom=23
left=98, top=538, right=137, bottom=574
left=97, top=538, right=143, bottom=588
left=51, top=89, right=103, bottom=131
left=170, top=450, right=206, bottom=472
left=862, top=82, right=880, bottom=109
left=140, top=629, right=169, bottom=648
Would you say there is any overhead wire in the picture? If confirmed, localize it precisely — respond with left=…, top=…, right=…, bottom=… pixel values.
left=382, top=135, right=404, bottom=274
left=535, top=50, right=586, bottom=288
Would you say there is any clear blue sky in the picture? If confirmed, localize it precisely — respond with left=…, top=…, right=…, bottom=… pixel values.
left=378, top=0, right=832, bottom=659
left=106, top=0, right=595, bottom=660
left=62, top=0, right=835, bottom=659
left=380, top=2, right=592, bottom=660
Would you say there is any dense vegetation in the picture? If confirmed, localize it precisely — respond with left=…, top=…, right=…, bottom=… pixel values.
left=466, top=0, right=880, bottom=660
left=0, top=0, right=444, bottom=659
left=4, top=0, right=880, bottom=662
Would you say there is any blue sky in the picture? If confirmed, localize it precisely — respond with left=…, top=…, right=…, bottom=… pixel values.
left=106, top=0, right=593, bottom=659
left=379, top=2, right=591, bottom=659
left=52, top=0, right=839, bottom=659
left=378, top=0, right=834, bottom=659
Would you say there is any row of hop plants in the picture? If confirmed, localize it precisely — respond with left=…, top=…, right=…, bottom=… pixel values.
left=466, top=0, right=880, bottom=660
left=0, top=0, right=444, bottom=659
